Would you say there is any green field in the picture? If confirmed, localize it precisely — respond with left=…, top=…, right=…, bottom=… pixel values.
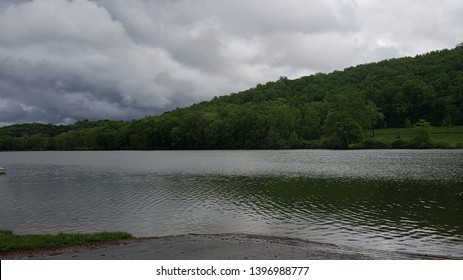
left=0, top=230, right=133, bottom=254
left=370, top=125, right=463, bottom=147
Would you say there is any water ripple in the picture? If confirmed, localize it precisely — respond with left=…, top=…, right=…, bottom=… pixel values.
left=1, top=150, right=462, bottom=257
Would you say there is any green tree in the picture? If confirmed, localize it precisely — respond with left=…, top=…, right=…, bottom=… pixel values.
left=412, top=119, right=432, bottom=147
left=415, top=119, right=431, bottom=128
left=412, top=127, right=432, bottom=147
left=266, top=129, right=284, bottom=149
left=404, top=118, right=412, bottom=129
left=365, top=101, right=384, bottom=136
left=300, top=106, right=321, bottom=140
left=323, top=112, right=363, bottom=148
left=442, top=114, right=452, bottom=134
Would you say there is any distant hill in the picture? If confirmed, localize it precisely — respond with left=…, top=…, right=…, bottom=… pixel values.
left=1, top=44, right=462, bottom=150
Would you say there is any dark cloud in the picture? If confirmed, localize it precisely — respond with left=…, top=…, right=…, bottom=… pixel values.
left=0, top=0, right=462, bottom=125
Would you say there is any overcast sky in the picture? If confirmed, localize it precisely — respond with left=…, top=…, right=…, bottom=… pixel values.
left=1, top=0, right=462, bottom=125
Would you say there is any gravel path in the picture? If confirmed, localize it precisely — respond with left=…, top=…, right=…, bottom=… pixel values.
left=1, top=234, right=456, bottom=260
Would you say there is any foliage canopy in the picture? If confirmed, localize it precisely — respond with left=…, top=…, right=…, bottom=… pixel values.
left=1, top=44, right=463, bottom=150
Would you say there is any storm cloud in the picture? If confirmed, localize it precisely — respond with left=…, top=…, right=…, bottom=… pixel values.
left=1, top=0, right=462, bottom=125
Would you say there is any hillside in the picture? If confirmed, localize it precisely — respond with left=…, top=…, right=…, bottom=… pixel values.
left=1, top=44, right=463, bottom=150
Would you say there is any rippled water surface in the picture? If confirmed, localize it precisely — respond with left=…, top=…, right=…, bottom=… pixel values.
left=1, top=150, right=462, bottom=257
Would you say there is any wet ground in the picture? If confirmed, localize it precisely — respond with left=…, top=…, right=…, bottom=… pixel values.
left=2, top=234, right=458, bottom=260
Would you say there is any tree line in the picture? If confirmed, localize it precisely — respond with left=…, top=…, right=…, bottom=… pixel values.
left=1, top=44, right=463, bottom=150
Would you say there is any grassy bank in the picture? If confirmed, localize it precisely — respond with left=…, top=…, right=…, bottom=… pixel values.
left=358, top=125, right=463, bottom=148
left=0, top=229, right=133, bottom=254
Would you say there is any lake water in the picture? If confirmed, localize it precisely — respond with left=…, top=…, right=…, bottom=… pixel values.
left=1, top=150, right=462, bottom=257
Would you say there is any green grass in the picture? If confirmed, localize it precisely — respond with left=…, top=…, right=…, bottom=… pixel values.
left=0, top=229, right=133, bottom=254
left=369, top=125, right=463, bottom=147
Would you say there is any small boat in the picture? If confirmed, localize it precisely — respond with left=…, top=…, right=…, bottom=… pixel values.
left=0, top=167, right=4, bottom=174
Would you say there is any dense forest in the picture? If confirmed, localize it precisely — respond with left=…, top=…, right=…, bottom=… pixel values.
left=1, top=44, right=463, bottom=150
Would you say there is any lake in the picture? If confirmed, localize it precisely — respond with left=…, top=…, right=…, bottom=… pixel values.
left=1, top=150, right=462, bottom=257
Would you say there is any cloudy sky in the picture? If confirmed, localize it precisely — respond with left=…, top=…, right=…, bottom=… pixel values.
left=1, top=0, right=462, bottom=125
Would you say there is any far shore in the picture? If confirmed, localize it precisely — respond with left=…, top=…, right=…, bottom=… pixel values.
left=1, top=233, right=459, bottom=260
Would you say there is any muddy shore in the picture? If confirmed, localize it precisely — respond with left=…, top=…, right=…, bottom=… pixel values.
left=1, top=234, right=457, bottom=260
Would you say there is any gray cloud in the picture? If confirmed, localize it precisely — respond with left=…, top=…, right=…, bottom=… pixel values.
left=0, top=0, right=462, bottom=125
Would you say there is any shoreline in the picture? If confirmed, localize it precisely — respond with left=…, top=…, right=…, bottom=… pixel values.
left=1, top=233, right=459, bottom=260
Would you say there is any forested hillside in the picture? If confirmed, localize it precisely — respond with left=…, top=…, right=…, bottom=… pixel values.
left=1, top=44, right=463, bottom=150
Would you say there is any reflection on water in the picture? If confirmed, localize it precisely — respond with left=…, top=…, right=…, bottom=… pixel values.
left=0, top=150, right=462, bottom=257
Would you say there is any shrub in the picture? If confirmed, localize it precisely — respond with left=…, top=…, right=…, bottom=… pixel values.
left=391, top=139, right=413, bottom=149
left=433, top=142, right=453, bottom=149
left=321, top=133, right=345, bottom=149
left=360, top=138, right=391, bottom=149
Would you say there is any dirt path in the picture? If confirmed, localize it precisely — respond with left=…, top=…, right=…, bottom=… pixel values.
left=1, top=234, right=456, bottom=260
